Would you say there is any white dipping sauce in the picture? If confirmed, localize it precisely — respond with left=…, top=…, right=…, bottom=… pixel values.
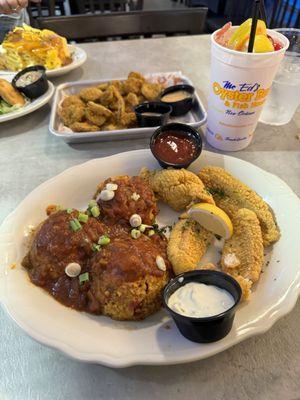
left=168, top=282, right=234, bottom=318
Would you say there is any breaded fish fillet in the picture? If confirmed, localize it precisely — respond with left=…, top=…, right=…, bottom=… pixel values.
left=221, top=208, right=264, bottom=299
left=168, top=218, right=213, bottom=275
left=198, top=166, right=280, bottom=246
left=140, top=167, right=215, bottom=211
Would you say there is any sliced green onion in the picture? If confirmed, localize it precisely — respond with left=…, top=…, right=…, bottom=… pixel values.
left=88, top=199, right=98, bottom=208
left=91, top=205, right=100, bottom=218
left=139, top=224, right=147, bottom=233
left=70, top=218, right=82, bottom=232
left=131, top=229, right=141, bottom=239
left=78, top=212, right=89, bottom=223
left=98, top=235, right=110, bottom=245
left=79, top=272, right=89, bottom=284
left=66, top=208, right=73, bottom=214
left=148, top=229, right=155, bottom=237
left=92, top=243, right=101, bottom=252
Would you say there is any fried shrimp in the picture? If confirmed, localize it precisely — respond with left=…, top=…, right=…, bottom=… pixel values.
left=167, top=218, right=213, bottom=275
left=199, top=166, right=280, bottom=246
left=79, top=87, right=103, bottom=102
left=139, top=167, right=215, bottom=211
left=221, top=208, right=264, bottom=300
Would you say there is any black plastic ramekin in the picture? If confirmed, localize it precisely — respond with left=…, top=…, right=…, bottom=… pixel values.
left=163, top=270, right=242, bottom=343
left=150, top=122, right=202, bottom=169
left=160, top=84, right=195, bottom=116
left=135, top=101, right=172, bottom=127
left=12, top=65, right=48, bottom=99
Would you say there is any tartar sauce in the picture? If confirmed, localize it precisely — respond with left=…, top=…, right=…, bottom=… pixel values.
left=168, top=282, right=234, bottom=318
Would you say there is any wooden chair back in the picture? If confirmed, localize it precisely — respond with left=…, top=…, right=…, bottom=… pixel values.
left=75, top=0, right=128, bottom=13
left=36, top=8, right=208, bottom=41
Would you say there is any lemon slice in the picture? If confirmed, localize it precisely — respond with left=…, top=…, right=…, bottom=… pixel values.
left=253, top=34, right=274, bottom=53
left=187, top=203, right=233, bottom=239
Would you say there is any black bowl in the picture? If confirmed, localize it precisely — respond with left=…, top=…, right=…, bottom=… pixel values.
left=150, top=122, right=202, bottom=169
left=163, top=270, right=242, bottom=343
left=12, top=65, right=48, bottom=99
left=135, top=102, right=172, bottom=127
left=160, top=84, right=195, bottom=116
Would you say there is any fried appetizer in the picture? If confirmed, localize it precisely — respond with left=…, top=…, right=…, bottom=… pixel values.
left=61, top=95, right=84, bottom=109
left=128, top=71, right=146, bottom=82
left=139, top=167, right=215, bottom=211
left=141, top=82, right=162, bottom=101
left=123, top=78, right=143, bottom=95
left=79, top=87, right=103, bottom=102
left=70, top=121, right=99, bottom=132
left=94, top=175, right=158, bottom=226
left=199, top=166, right=280, bottom=246
left=59, top=104, right=85, bottom=126
left=168, top=218, right=213, bottom=275
left=221, top=208, right=264, bottom=300
left=0, top=78, right=25, bottom=106
left=85, top=101, right=112, bottom=126
left=125, top=92, right=139, bottom=108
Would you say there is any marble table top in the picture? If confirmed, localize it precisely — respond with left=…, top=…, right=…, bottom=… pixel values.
left=0, top=35, right=299, bottom=400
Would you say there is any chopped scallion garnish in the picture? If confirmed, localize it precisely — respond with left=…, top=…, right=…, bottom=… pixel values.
left=91, top=205, right=100, bottom=218
left=66, top=208, right=73, bottom=214
left=79, top=272, right=89, bottom=284
left=92, top=243, right=101, bottom=252
left=69, top=218, right=82, bottom=232
left=98, top=235, right=110, bottom=245
left=78, top=212, right=89, bottom=223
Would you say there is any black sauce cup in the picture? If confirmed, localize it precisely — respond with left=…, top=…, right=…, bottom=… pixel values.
left=163, top=270, right=242, bottom=343
left=12, top=65, right=48, bottom=99
left=150, top=122, right=202, bottom=169
left=135, top=102, right=172, bottom=127
left=160, top=84, right=195, bottom=116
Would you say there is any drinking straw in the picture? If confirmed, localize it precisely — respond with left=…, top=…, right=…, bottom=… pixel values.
left=248, top=0, right=260, bottom=53
left=259, top=0, right=267, bottom=26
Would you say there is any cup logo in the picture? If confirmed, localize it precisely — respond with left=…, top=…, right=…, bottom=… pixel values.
left=213, top=80, right=270, bottom=113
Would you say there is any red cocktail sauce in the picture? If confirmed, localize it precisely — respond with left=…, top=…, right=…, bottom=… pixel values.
left=153, top=131, right=197, bottom=164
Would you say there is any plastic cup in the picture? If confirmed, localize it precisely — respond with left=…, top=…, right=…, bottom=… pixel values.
left=206, top=28, right=289, bottom=151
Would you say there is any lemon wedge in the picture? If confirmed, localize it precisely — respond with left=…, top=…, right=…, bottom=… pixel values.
left=187, top=203, right=233, bottom=239
left=253, top=34, right=274, bottom=53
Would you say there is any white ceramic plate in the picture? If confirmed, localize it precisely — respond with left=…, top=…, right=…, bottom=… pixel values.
left=0, top=149, right=299, bottom=367
left=0, top=45, right=87, bottom=78
left=0, top=81, right=54, bottom=123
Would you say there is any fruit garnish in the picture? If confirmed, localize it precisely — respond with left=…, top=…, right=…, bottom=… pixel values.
left=228, top=18, right=267, bottom=51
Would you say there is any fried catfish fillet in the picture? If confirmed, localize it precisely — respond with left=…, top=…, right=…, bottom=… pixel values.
left=198, top=166, right=280, bottom=246
left=139, top=167, right=215, bottom=211
left=168, top=218, right=213, bottom=275
left=221, top=208, right=264, bottom=300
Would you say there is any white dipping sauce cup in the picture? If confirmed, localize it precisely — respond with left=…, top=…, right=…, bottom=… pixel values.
left=206, top=28, right=289, bottom=151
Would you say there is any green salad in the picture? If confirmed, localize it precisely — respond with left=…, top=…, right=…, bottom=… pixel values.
left=0, top=99, right=21, bottom=115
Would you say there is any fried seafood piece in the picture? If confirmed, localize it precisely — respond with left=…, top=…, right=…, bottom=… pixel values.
left=0, top=78, right=25, bottom=106
left=110, top=80, right=125, bottom=95
left=70, top=121, right=99, bottom=132
left=128, top=71, right=146, bottom=82
left=139, top=167, right=215, bottom=211
left=88, top=231, right=171, bottom=320
left=94, top=175, right=158, bottom=225
left=198, top=166, right=280, bottom=246
left=59, top=104, right=85, bottom=126
left=100, top=85, right=115, bottom=107
left=79, top=87, right=103, bottom=102
left=61, top=95, right=84, bottom=109
left=22, top=209, right=107, bottom=310
left=221, top=208, right=264, bottom=300
left=97, top=82, right=109, bottom=91
left=141, top=82, right=162, bottom=101
left=167, top=218, right=213, bottom=275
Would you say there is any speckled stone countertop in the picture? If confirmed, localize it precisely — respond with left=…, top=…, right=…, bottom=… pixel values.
left=0, top=35, right=299, bottom=400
